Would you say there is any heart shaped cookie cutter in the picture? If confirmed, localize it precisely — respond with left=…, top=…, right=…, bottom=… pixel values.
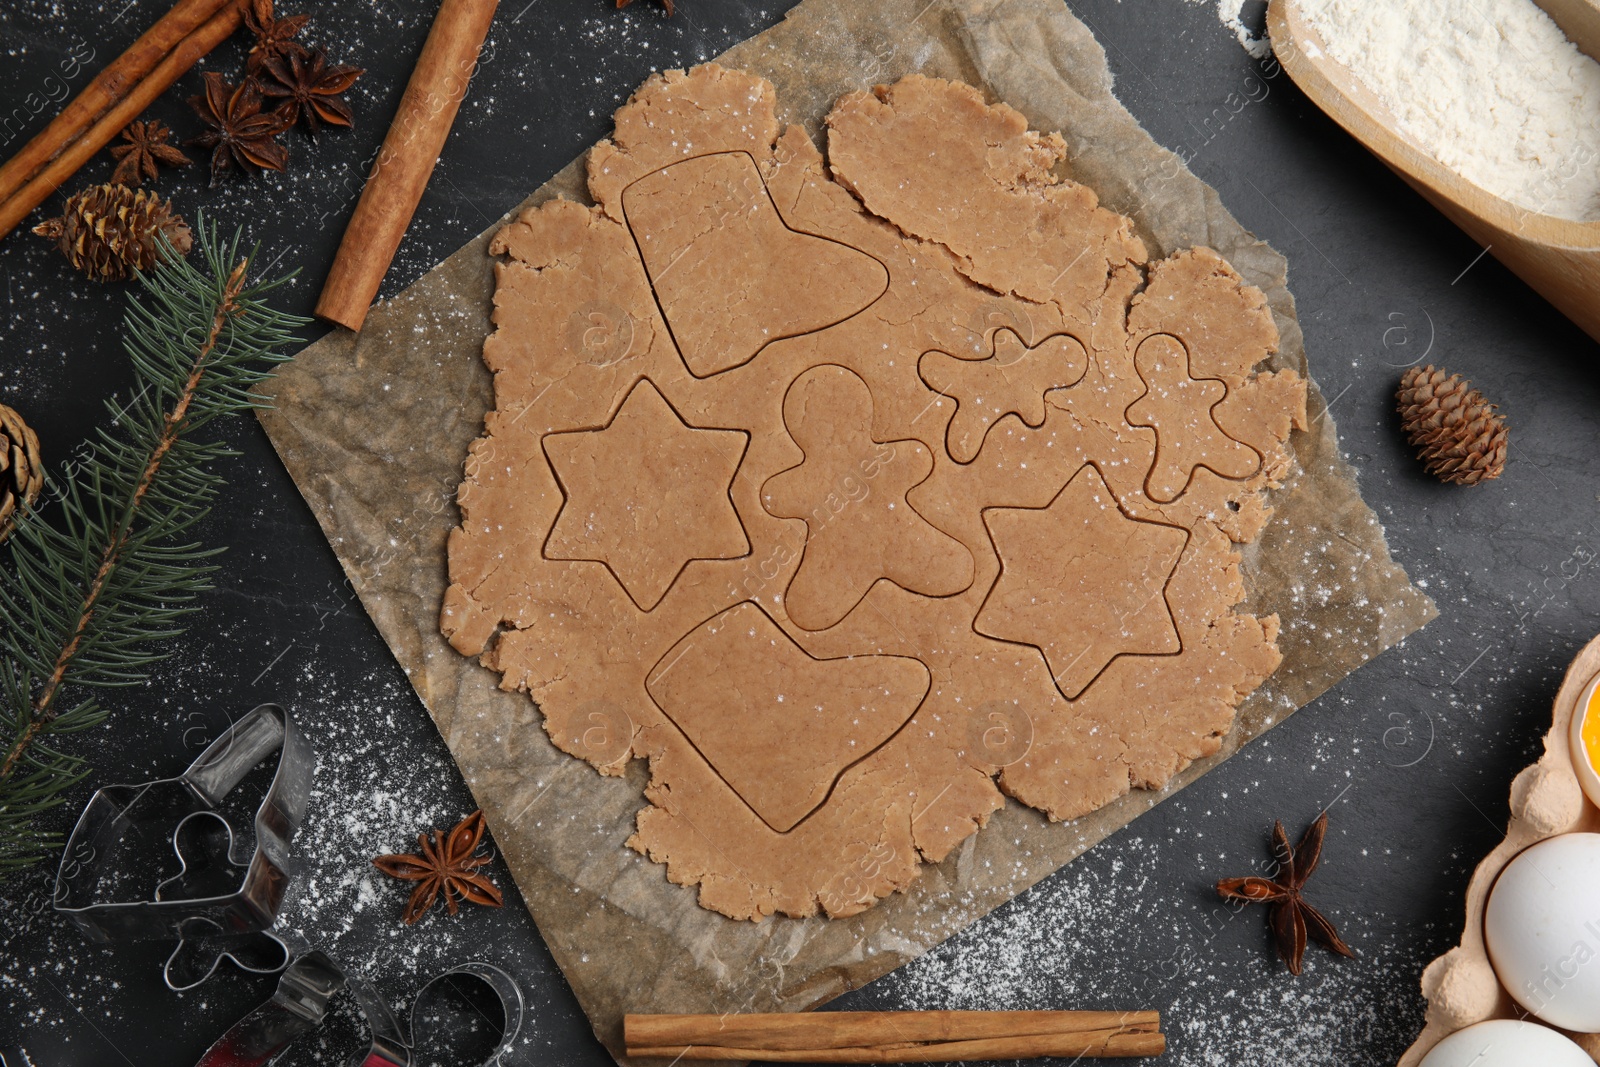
left=53, top=703, right=311, bottom=945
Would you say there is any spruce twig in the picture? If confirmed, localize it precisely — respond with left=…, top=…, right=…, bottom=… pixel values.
left=0, top=218, right=306, bottom=875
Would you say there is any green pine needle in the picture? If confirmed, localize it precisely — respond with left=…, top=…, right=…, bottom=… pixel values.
left=0, top=218, right=307, bottom=876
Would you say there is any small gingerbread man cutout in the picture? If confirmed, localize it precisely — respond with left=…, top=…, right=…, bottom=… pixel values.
left=919, top=328, right=1088, bottom=464
left=1126, top=333, right=1259, bottom=502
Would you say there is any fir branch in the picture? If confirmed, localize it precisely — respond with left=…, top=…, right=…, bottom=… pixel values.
left=0, top=218, right=307, bottom=875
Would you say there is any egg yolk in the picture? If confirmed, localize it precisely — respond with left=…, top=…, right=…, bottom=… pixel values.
left=1584, top=683, right=1600, bottom=773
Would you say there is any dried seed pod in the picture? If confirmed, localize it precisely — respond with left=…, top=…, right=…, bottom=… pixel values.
left=0, top=403, right=43, bottom=542
left=32, top=183, right=192, bottom=282
left=1396, top=364, right=1507, bottom=486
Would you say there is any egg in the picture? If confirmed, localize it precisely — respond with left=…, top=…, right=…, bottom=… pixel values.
left=1568, top=671, right=1600, bottom=809
left=1418, top=1019, right=1592, bottom=1067
left=1484, top=832, right=1600, bottom=1030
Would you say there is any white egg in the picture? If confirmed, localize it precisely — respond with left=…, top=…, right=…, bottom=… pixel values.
left=1418, top=1019, right=1592, bottom=1066
left=1484, top=832, right=1600, bottom=1031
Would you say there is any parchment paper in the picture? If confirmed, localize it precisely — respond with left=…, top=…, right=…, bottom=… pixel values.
left=256, top=0, right=1437, bottom=1060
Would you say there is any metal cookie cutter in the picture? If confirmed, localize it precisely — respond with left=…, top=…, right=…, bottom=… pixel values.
left=197, top=951, right=524, bottom=1067
left=348, top=962, right=525, bottom=1067
left=161, top=925, right=297, bottom=992
left=193, top=947, right=347, bottom=1066
left=53, top=703, right=311, bottom=957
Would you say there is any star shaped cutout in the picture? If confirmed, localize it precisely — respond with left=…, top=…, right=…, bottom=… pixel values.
left=543, top=380, right=749, bottom=610
left=975, top=464, right=1187, bottom=699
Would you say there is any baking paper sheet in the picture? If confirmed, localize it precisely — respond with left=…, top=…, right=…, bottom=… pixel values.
left=256, top=0, right=1437, bottom=1059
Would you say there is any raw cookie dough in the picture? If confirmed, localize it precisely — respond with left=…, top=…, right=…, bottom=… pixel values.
left=442, top=65, right=1308, bottom=921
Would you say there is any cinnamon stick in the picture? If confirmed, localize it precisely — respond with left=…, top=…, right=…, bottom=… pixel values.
left=624, top=1011, right=1165, bottom=1062
left=314, top=0, right=498, bottom=331
left=0, top=0, right=244, bottom=242
left=0, top=0, right=235, bottom=236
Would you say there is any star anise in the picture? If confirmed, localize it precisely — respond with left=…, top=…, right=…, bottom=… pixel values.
left=372, top=809, right=504, bottom=924
left=187, top=72, right=291, bottom=183
left=616, top=0, right=675, bottom=17
left=1216, top=812, right=1355, bottom=975
left=243, top=0, right=311, bottom=75
left=259, top=49, right=364, bottom=137
left=108, top=120, right=191, bottom=185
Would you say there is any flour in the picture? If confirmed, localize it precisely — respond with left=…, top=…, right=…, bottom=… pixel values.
left=1300, top=0, right=1600, bottom=221
left=875, top=827, right=1429, bottom=1066
left=1215, top=0, right=1272, bottom=60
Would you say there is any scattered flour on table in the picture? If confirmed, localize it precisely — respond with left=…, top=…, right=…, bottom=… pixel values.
left=1300, top=0, right=1600, bottom=221
left=876, top=830, right=1425, bottom=1065
left=1181, top=0, right=1271, bottom=59
left=1214, top=0, right=1273, bottom=59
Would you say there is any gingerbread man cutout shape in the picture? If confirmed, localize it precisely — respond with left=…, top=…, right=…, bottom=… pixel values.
left=763, top=365, right=974, bottom=631
left=1126, top=333, right=1259, bottom=502
left=919, top=328, right=1088, bottom=463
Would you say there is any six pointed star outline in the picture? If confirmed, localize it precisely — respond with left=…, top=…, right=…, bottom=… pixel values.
left=975, top=465, right=1187, bottom=699
left=543, top=379, right=749, bottom=610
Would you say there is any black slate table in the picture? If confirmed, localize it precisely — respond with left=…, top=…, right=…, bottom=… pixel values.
left=2, top=1, right=1597, bottom=1064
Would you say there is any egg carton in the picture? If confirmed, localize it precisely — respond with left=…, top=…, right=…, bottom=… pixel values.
left=1400, top=635, right=1600, bottom=1065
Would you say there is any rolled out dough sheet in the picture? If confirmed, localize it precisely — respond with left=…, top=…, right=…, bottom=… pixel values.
left=442, top=66, right=1307, bottom=922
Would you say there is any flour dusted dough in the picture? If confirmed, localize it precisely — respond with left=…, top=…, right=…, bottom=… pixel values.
left=441, top=66, right=1307, bottom=920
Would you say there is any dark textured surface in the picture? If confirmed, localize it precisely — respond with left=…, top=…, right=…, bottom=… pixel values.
left=0, top=1, right=1596, bottom=1065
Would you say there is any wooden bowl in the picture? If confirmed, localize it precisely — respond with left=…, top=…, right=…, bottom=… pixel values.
left=1266, top=0, right=1600, bottom=344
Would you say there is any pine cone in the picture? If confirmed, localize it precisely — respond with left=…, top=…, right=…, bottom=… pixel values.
left=31, top=183, right=193, bottom=282
left=1396, top=364, right=1507, bottom=485
left=0, top=403, right=42, bottom=543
